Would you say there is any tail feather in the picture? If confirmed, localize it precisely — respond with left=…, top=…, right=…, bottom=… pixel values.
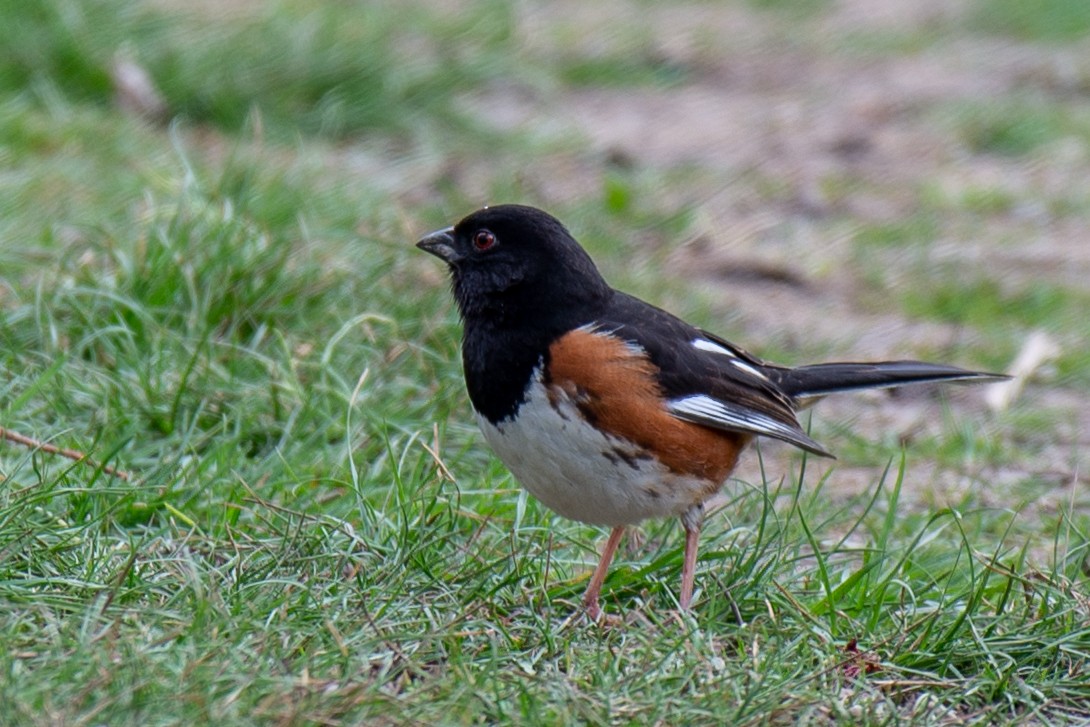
left=768, top=361, right=1006, bottom=399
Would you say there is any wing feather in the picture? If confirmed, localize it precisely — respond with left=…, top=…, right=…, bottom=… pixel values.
left=596, top=293, right=833, bottom=457
left=667, top=394, right=832, bottom=457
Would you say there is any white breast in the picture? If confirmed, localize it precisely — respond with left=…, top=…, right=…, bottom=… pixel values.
left=475, top=370, right=715, bottom=527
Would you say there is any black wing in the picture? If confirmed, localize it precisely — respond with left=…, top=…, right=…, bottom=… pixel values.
left=596, top=293, right=831, bottom=456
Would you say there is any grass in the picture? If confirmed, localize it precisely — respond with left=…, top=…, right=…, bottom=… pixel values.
left=0, top=0, right=523, bottom=141
left=853, top=216, right=939, bottom=249
left=902, top=278, right=1086, bottom=331
left=973, top=0, right=1090, bottom=41
left=951, top=100, right=1090, bottom=158
left=557, top=54, right=690, bottom=89
left=2, top=0, right=1089, bottom=724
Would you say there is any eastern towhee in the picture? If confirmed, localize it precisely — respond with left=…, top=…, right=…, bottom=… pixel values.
left=418, top=204, right=1003, bottom=619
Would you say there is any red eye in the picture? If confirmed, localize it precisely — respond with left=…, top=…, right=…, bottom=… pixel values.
left=473, top=229, right=496, bottom=251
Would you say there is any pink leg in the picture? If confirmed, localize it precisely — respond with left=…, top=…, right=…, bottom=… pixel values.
left=583, top=526, right=625, bottom=619
left=679, top=506, right=704, bottom=611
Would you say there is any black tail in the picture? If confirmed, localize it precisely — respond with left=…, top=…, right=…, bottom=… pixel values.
left=768, top=361, right=1006, bottom=399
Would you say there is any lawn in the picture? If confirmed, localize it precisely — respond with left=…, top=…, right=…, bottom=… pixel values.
left=2, top=0, right=1089, bottom=724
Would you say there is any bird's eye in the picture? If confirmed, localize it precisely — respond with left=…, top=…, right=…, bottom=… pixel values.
left=473, top=229, right=496, bottom=251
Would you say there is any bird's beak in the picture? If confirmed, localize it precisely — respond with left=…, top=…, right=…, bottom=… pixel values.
left=415, top=226, right=460, bottom=264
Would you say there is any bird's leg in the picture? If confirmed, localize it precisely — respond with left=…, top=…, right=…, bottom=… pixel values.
left=679, top=505, right=704, bottom=611
left=583, top=525, right=625, bottom=619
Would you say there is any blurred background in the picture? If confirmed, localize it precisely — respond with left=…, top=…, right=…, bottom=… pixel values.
left=2, top=0, right=1089, bottom=721
left=3, top=0, right=1086, bottom=492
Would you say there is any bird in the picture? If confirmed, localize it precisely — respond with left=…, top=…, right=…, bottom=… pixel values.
left=416, top=204, right=1003, bottom=619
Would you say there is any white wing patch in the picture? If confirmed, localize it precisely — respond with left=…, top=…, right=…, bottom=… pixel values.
left=668, top=394, right=798, bottom=439
left=691, top=338, right=768, bottom=381
left=692, top=338, right=738, bottom=357
left=667, top=394, right=831, bottom=456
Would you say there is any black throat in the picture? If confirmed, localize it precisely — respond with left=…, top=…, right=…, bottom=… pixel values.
left=459, top=285, right=609, bottom=424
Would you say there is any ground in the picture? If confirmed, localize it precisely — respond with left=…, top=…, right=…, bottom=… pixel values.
left=3, top=0, right=1090, bottom=724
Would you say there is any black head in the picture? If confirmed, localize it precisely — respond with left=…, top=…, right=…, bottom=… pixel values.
left=416, top=205, right=611, bottom=327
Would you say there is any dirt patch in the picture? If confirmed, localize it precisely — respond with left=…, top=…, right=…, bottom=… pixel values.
left=496, top=0, right=1090, bottom=300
